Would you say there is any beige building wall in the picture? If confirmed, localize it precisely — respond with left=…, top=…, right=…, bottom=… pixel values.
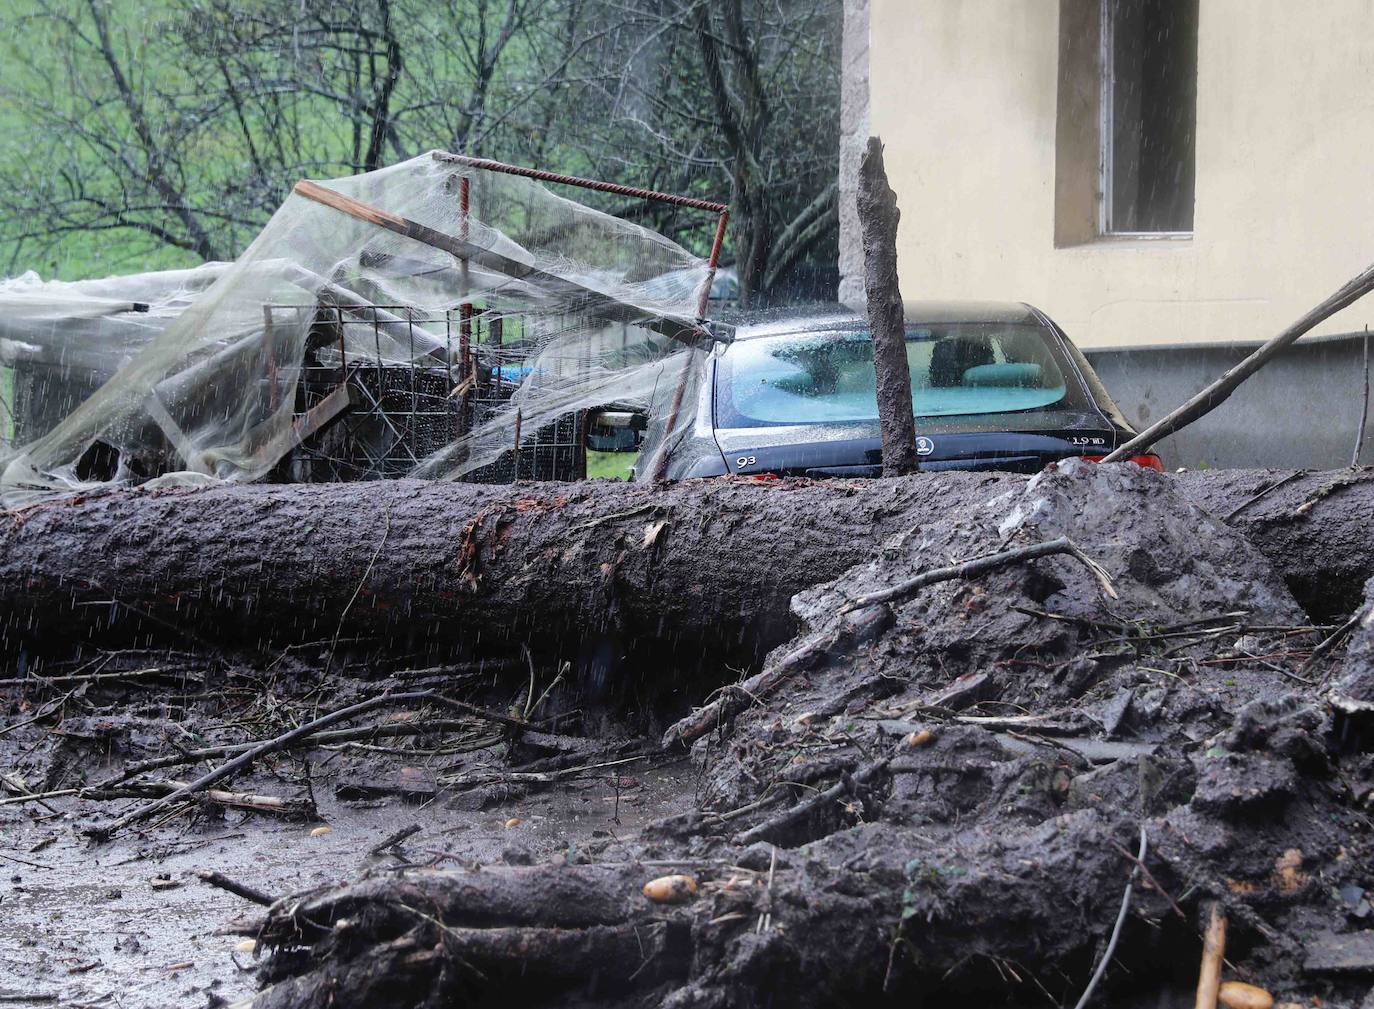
left=850, top=0, right=1374, bottom=350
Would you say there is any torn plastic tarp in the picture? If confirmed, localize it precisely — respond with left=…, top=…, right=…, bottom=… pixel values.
left=0, top=152, right=719, bottom=506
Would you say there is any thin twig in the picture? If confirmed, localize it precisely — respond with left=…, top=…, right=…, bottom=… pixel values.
left=440, top=753, right=649, bottom=789
left=325, top=504, right=391, bottom=674
left=0, top=789, right=78, bottom=808
left=1071, top=824, right=1147, bottom=1009
left=839, top=536, right=1116, bottom=614
left=94, top=718, right=490, bottom=787
left=1300, top=603, right=1370, bottom=675
left=0, top=666, right=174, bottom=688
left=1293, top=469, right=1374, bottom=516
left=83, top=690, right=438, bottom=841
left=527, top=660, right=570, bottom=719
left=1354, top=324, right=1370, bottom=468
left=569, top=502, right=656, bottom=531
left=1109, top=838, right=1185, bottom=921
left=755, top=844, right=778, bottom=933
left=1224, top=471, right=1306, bottom=522
left=0, top=692, right=73, bottom=739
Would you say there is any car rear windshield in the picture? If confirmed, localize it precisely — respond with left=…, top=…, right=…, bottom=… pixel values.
left=715, top=322, right=1085, bottom=428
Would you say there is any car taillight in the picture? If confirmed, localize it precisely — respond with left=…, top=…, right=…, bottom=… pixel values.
left=1082, top=454, right=1165, bottom=471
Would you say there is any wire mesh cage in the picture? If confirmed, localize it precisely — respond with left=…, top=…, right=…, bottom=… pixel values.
left=270, top=303, right=595, bottom=484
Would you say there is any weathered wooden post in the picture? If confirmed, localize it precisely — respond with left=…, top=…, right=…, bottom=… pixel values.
left=857, top=136, right=918, bottom=476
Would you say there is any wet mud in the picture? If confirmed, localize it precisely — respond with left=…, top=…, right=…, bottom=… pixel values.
left=4, top=463, right=1374, bottom=1007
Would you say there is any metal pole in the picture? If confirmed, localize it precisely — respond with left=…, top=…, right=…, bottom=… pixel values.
left=433, top=152, right=728, bottom=213
left=652, top=209, right=732, bottom=482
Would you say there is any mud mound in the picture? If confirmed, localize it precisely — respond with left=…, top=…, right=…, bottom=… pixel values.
left=1332, top=575, right=1374, bottom=755
left=697, top=459, right=1305, bottom=810
left=243, top=464, right=1374, bottom=1009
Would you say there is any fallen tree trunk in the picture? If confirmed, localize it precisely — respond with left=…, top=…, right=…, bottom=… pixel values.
left=1175, top=467, right=1374, bottom=620
left=1, top=469, right=1370, bottom=664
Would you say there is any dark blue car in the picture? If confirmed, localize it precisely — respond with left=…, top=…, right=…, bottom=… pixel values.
left=636, top=301, right=1161, bottom=479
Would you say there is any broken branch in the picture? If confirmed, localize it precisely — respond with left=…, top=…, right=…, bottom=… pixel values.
left=197, top=870, right=279, bottom=908
left=735, top=758, right=890, bottom=847
left=838, top=536, right=1116, bottom=614
left=1104, top=259, right=1374, bottom=461
left=662, top=604, right=893, bottom=750
left=370, top=824, right=422, bottom=856
left=83, top=690, right=440, bottom=841
left=1194, top=902, right=1228, bottom=1009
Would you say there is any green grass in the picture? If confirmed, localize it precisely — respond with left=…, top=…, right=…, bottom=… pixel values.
left=586, top=449, right=637, bottom=480
left=0, top=366, right=13, bottom=447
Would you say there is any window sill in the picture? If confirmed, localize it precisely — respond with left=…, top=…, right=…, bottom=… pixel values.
left=1056, top=232, right=1193, bottom=251
left=1100, top=231, right=1192, bottom=241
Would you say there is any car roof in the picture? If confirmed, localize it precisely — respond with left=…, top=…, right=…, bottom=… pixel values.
left=728, top=301, right=1041, bottom=341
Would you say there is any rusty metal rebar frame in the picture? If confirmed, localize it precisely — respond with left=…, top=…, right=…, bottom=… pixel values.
left=292, top=180, right=719, bottom=349
left=433, top=152, right=728, bottom=213
left=302, top=154, right=734, bottom=483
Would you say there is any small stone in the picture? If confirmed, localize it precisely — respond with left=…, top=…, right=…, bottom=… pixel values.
left=642, top=874, right=698, bottom=904
left=309, top=825, right=332, bottom=837
left=1218, top=981, right=1274, bottom=1009
left=1303, top=930, right=1374, bottom=974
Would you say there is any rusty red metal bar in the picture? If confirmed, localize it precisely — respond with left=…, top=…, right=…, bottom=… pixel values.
left=433, top=152, right=728, bottom=213
left=426, top=152, right=733, bottom=482
left=696, top=209, right=732, bottom=319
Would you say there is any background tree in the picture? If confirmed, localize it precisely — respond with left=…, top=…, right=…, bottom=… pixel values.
left=0, top=0, right=841, bottom=304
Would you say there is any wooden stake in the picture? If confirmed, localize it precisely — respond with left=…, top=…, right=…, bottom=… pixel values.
left=857, top=137, right=919, bottom=476
left=1194, top=902, right=1228, bottom=1009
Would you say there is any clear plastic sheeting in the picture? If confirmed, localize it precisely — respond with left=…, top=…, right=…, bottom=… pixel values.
left=0, top=264, right=229, bottom=457
left=0, top=152, right=721, bottom=507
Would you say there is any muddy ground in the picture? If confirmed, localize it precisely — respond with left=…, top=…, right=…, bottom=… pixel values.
left=0, top=669, right=700, bottom=1007
left=4, top=462, right=1374, bottom=1008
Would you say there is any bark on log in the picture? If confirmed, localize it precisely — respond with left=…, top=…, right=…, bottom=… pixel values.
left=1, top=469, right=1370, bottom=664
left=0, top=473, right=1011, bottom=666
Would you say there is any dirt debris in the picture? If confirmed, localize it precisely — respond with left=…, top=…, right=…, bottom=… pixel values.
left=5, top=462, right=1374, bottom=1008
left=231, top=463, right=1374, bottom=1008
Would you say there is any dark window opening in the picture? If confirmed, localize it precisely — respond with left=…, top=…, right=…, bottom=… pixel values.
left=1102, top=0, right=1198, bottom=234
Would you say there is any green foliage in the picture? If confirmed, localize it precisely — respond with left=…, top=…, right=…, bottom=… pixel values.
left=0, top=0, right=843, bottom=295
left=585, top=449, right=636, bottom=481
left=0, top=365, right=14, bottom=445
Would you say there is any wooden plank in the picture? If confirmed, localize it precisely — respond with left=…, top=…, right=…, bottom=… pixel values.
left=1303, top=931, right=1374, bottom=975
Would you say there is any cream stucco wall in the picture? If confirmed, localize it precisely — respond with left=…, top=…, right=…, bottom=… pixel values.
left=861, top=0, right=1374, bottom=349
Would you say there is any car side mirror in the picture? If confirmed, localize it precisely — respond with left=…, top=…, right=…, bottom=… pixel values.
left=586, top=409, right=646, bottom=452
